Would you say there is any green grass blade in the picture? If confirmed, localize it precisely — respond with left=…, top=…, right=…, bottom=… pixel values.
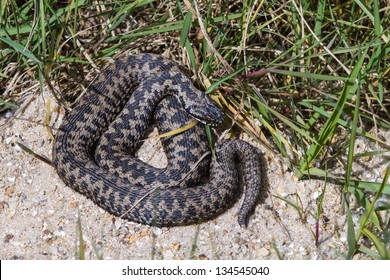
left=313, top=0, right=326, bottom=38
left=300, top=168, right=390, bottom=195
left=345, top=63, right=361, bottom=191
left=358, top=245, right=381, bottom=259
left=296, top=47, right=368, bottom=177
left=76, top=210, right=85, bottom=260
left=346, top=205, right=357, bottom=259
left=0, top=36, right=42, bottom=69
left=362, top=228, right=389, bottom=259
left=0, top=99, right=19, bottom=108
left=180, top=12, right=192, bottom=47
left=299, top=101, right=386, bottom=144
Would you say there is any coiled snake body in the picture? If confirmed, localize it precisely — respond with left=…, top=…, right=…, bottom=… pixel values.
left=53, top=53, right=262, bottom=227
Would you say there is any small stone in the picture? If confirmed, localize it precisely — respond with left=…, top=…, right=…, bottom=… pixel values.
left=14, top=144, right=21, bottom=152
left=0, top=202, right=7, bottom=213
left=125, top=233, right=140, bottom=243
left=95, top=244, right=104, bottom=259
left=37, top=140, right=45, bottom=148
left=299, top=246, right=308, bottom=255
left=53, top=230, right=65, bottom=237
left=8, top=176, right=16, bottom=183
left=5, top=186, right=15, bottom=197
left=164, top=250, right=175, bottom=259
left=5, top=111, right=13, bottom=118
left=196, top=254, right=209, bottom=260
left=312, top=191, right=321, bottom=200
left=4, top=234, right=14, bottom=243
left=276, top=187, right=284, bottom=196
left=94, top=243, right=103, bottom=251
left=32, top=197, right=41, bottom=204
left=171, top=243, right=181, bottom=251
left=152, top=227, right=162, bottom=236
left=20, top=193, right=27, bottom=200
left=50, top=246, right=58, bottom=255
left=364, top=172, right=372, bottom=178
left=362, top=156, right=371, bottom=162
left=114, top=220, right=122, bottom=230
left=258, top=247, right=269, bottom=256
left=235, top=236, right=247, bottom=245
left=307, top=216, right=317, bottom=225
left=69, top=201, right=79, bottom=208
left=23, top=201, right=32, bottom=208
left=263, top=204, right=273, bottom=210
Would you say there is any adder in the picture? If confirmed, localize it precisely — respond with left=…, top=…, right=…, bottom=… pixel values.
left=52, top=53, right=262, bottom=227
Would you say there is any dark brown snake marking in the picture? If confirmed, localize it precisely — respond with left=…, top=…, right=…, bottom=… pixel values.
left=53, top=53, right=262, bottom=227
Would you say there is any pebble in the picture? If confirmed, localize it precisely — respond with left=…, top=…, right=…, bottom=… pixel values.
left=50, top=246, right=58, bottom=255
left=307, top=216, right=317, bottom=225
left=37, top=140, right=45, bottom=148
left=14, top=144, right=21, bottom=152
left=164, top=249, right=175, bottom=259
left=53, top=230, right=65, bottom=237
left=5, top=137, right=13, bottom=145
left=362, top=171, right=372, bottom=179
left=23, top=201, right=32, bottom=208
left=152, top=227, right=162, bottom=236
left=5, top=186, right=15, bottom=196
left=114, top=220, right=122, bottom=230
left=312, top=191, right=321, bottom=200
left=10, top=240, right=23, bottom=247
left=170, top=243, right=181, bottom=251
left=8, top=176, right=16, bottom=183
left=20, top=193, right=27, bottom=200
left=299, top=246, right=308, bottom=255
left=258, top=247, right=270, bottom=257
left=5, top=111, right=13, bottom=118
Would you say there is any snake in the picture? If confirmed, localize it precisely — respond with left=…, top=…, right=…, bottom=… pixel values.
left=52, top=53, right=262, bottom=227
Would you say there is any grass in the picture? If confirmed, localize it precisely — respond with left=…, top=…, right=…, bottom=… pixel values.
left=1, top=0, right=390, bottom=259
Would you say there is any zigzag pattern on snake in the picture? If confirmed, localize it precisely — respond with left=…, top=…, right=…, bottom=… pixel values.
left=53, top=53, right=262, bottom=227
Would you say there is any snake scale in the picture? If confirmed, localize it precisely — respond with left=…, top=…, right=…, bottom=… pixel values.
left=53, top=53, right=262, bottom=227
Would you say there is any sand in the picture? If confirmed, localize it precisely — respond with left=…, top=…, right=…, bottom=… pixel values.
left=0, top=91, right=377, bottom=260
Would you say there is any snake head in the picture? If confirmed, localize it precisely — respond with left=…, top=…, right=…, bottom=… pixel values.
left=185, top=100, right=224, bottom=126
left=181, top=94, right=225, bottom=126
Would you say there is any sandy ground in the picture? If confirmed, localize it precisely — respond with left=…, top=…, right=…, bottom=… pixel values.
left=0, top=91, right=379, bottom=260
